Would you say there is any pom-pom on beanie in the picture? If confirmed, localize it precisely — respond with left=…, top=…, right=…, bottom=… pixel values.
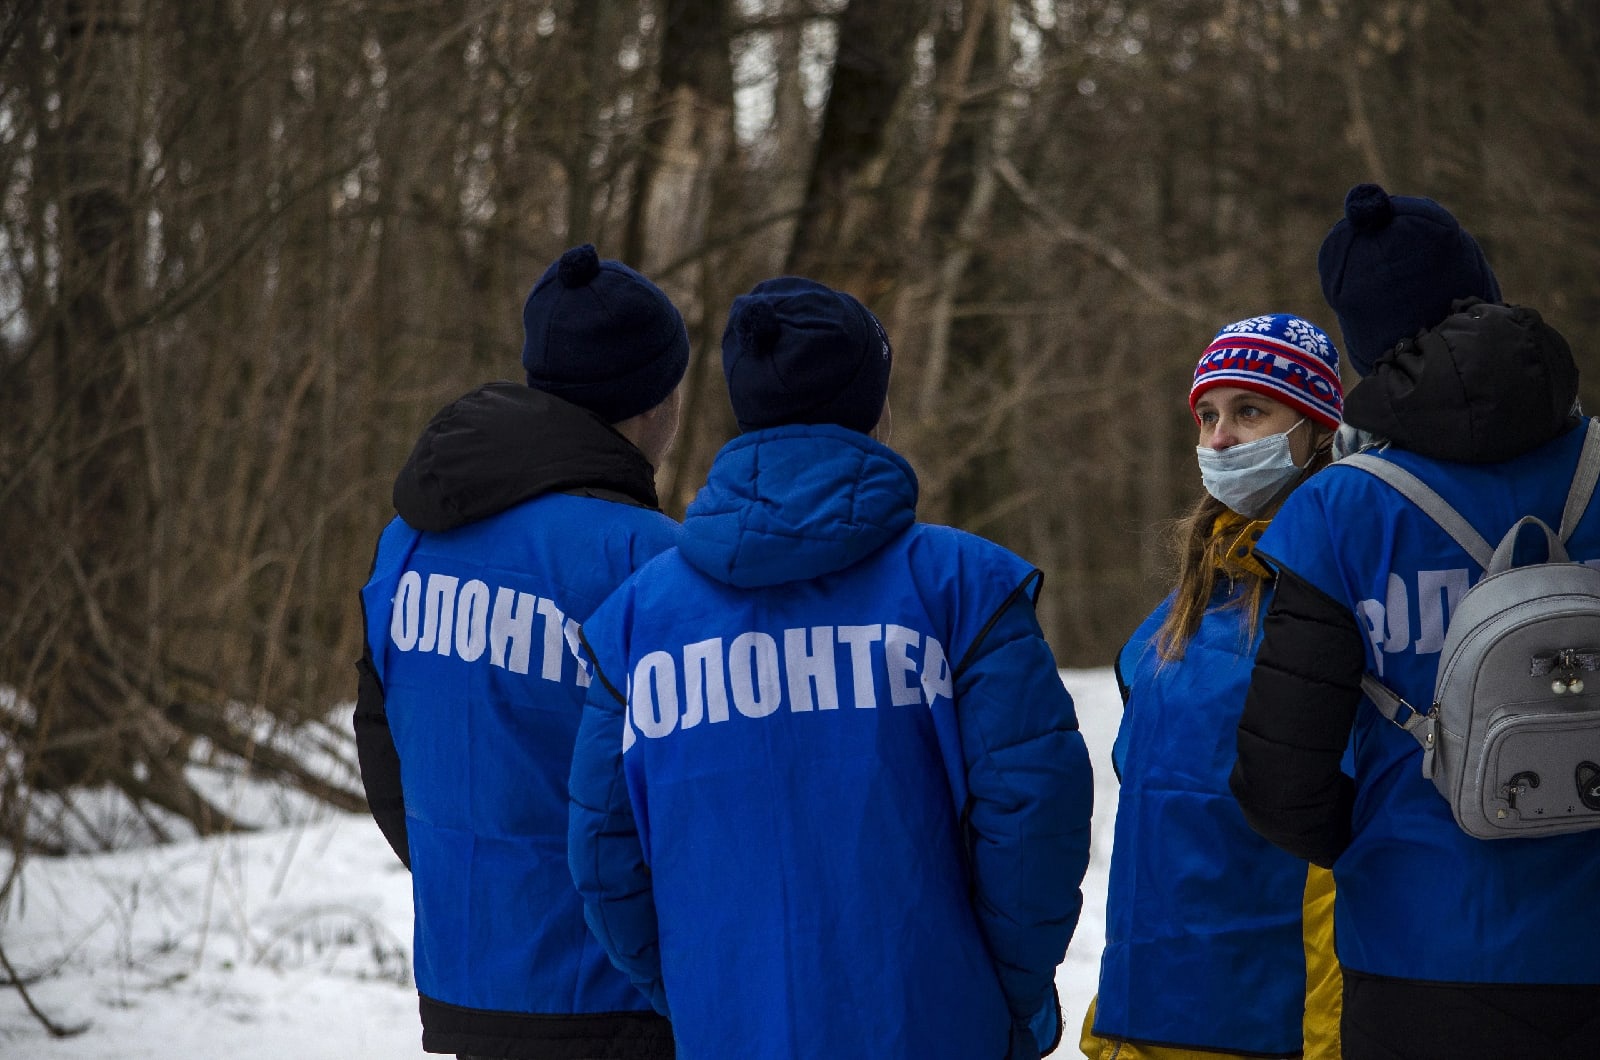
left=1190, top=314, right=1344, bottom=430
left=721, top=277, right=892, bottom=435
left=1317, top=183, right=1502, bottom=376
left=520, top=244, right=690, bottom=423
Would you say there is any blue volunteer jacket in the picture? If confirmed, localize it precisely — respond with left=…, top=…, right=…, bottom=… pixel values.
left=1095, top=588, right=1311, bottom=1056
left=355, top=383, right=677, bottom=1057
left=568, top=424, right=1093, bottom=1060
left=1259, top=423, right=1600, bottom=984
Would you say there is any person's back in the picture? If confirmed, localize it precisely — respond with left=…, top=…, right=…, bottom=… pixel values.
left=569, top=278, right=1093, bottom=1060
left=356, top=245, right=686, bottom=1058
left=1265, top=416, right=1600, bottom=972
left=1231, top=185, right=1600, bottom=1060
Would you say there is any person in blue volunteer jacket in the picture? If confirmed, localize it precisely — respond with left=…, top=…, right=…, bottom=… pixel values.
left=1230, top=184, right=1600, bottom=1060
left=567, top=277, right=1094, bottom=1060
left=1083, top=315, right=1344, bottom=1060
left=355, top=245, right=686, bottom=1059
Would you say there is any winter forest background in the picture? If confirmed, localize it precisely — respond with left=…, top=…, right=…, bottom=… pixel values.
left=2, top=0, right=1599, bottom=1048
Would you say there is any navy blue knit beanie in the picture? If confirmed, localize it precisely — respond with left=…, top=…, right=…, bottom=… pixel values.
left=721, top=277, right=892, bottom=434
left=1317, top=183, right=1502, bottom=377
left=520, top=244, right=690, bottom=423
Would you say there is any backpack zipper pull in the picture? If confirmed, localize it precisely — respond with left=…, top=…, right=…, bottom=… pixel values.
left=1537, top=649, right=1590, bottom=695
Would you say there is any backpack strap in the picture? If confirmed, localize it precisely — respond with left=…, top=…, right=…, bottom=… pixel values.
left=1558, top=417, right=1600, bottom=542
left=1341, top=453, right=1475, bottom=769
left=1487, top=516, right=1570, bottom=574
left=1342, top=427, right=1599, bottom=764
left=1359, top=673, right=1439, bottom=777
left=1341, top=454, right=1494, bottom=570
left=1360, top=674, right=1429, bottom=733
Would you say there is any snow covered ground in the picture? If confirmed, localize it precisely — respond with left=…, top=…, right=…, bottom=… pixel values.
left=0, top=669, right=1122, bottom=1059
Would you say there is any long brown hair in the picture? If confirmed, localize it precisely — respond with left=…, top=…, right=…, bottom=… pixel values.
left=1153, top=438, right=1335, bottom=661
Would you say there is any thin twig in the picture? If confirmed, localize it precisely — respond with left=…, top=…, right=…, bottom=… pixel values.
left=0, top=941, right=91, bottom=1039
left=992, top=156, right=1210, bottom=324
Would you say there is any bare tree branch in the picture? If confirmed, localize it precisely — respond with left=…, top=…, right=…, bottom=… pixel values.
left=0, top=942, right=91, bottom=1039
left=992, top=156, right=1211, bottom=324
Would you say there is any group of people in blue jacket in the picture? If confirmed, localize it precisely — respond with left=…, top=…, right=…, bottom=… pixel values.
left=354, top=181, right=1600, bottom=1060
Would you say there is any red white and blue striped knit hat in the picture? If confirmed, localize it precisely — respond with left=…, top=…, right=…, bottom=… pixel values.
left=1189, top=313, right=1343, bottom=430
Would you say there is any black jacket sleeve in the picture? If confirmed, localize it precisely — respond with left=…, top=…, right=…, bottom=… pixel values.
left=1229, top=565, right=1366, bottom=868
left=354, top=647, right=410, bottom=868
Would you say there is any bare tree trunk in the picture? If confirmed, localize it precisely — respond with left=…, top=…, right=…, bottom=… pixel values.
left=762, top=0, right=816, bottom=272
left=33, top=0, right=146, bottom=795
left=618, top=0, right=736, bottom=514
left=917, top=0, right=1017, bottom=417
left=564, top=2, right=604, bottom=243
left=624, top=0, right=733, bottom=273
left=784, top=0, right=929, bottom=287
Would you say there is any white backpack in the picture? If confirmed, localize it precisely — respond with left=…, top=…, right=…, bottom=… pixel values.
left=1346, top=418, right=1600, bottom=839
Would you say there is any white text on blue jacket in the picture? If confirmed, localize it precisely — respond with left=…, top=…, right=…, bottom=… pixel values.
left=621, top=626, right=954, bottom=750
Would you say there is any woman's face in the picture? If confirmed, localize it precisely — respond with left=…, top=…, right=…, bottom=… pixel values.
left=1194, top=386, right=1315, bottom=463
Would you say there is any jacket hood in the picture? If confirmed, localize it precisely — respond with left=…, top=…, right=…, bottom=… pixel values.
left=1342, top=299, right=1580, bottom=464
left=392, top=381, right=659, bottom=532
left=678, top=424, right=918, bottom=588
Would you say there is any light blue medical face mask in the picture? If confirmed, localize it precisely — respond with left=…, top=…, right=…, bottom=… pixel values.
left=1195, top=418, right=1310, bottom=517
